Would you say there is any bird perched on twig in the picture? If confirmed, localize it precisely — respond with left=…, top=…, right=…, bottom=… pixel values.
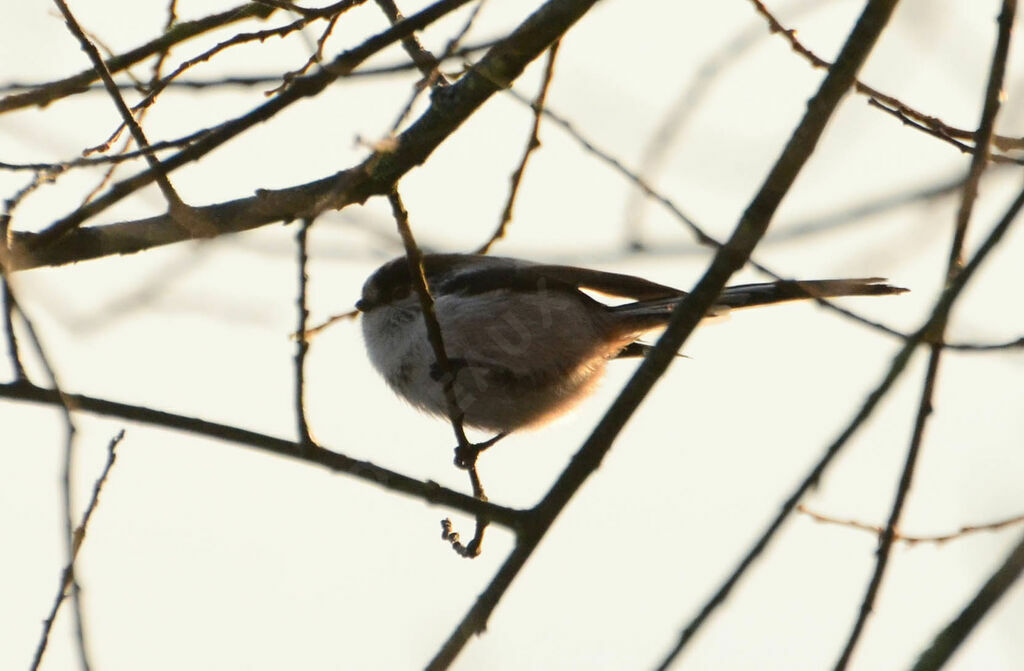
left=357, top=253, right=906, bottom=437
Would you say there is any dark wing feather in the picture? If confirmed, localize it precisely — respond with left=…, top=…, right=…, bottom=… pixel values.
left=428, top=255, right=685, bottom=302
left=527, top=264, right=684, bottom=300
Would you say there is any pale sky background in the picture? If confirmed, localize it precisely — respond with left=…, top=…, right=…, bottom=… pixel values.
left=1, top=1, right=1022, bottom=670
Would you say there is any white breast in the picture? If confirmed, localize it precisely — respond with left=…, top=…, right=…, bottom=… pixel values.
left=360, top=291, right=624, bottom=432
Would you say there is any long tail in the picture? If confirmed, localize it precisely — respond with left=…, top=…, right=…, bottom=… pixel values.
left=716, top=278, right=908, bottom=309
left=611, top=278, right=907, bottom=318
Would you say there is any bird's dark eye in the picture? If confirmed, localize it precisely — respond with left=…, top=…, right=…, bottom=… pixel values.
left=360, top=257, right=417, bottom=310
left=390, top=285, right=410, bottom=302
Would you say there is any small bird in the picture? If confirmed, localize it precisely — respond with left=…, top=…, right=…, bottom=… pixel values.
left=357, top=254, right=905, bottom=436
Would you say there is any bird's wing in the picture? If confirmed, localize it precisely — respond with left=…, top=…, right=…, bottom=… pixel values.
left=427, top=256, right=684, bottom=302
left=527, top=264, right=685, bottom=300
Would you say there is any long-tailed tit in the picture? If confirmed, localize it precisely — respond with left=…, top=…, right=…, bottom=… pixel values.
left=357, top=254, right=906, bottom=436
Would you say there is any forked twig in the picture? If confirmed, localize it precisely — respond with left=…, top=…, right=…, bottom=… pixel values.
left=386, top=189, right=490, bottom=557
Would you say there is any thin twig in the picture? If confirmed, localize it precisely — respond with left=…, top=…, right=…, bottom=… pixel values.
left=263, top=1, right=366, bottom=96
left=441, top=517, right=489, bottom=558
left=867, top=98, right=1022, bottom=166
left=150, top=0, right=179, bottom=83
left=3, top=287, right=86, bottom=668
left=118, top=0, right=366, bottom=129
left=1, top=280, right=26, bottom=381
left=375, top=0, right=446, bottom=80
left=0, top=3, right=280, bottom=113
left=79, top=123, right=153, bottom=210
left=303, top=309, right=359, bottom=337
left=27, top=0, right=478, bottom=250
left=503, top=89, right=912, bottom=341
left=0, top=128, right=209, bottom=172
left=946, top=4, right=1015, bottom=279
left=253, top=0, right=324, bottom=19
left=946, top=335, right=1024, bottom=351
left=51, top=0, right=194, bottom=226
left=0, top=38, right=501, bottom=113
left=506, top=88, right=1022, bottom=355
left=387, top=0, right=484, bottom=133
left=832, top=3, right=1015, bottom=667
left=265, top=11, right=346, bottom=95
left=0, top=38, right=493, bottom=173
left=745, top=0, right=1024, bottom=162
left=835, top=348, right=943, bottom=667
left=72, top=0, right=178, bottom=209
left=798, top=506, right=1024, bottom=545
left=30, top=430, right=125, bottom=671
left=387, top=188, right=490, bottom=557
left=476, top=38, right=561, bottom=254
left=295, top=218, right=314, bottom=446
left=386, top=190, right=471, bottom=455
left=658, top=179, right=1024, bottom=671
left=0, top=173, right=55, bottom=381
left=833, top=350, right=942, bottom=671
left=4, top=2, right=616, bottom=268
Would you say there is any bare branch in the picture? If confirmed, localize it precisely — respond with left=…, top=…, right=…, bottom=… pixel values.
left=429, top=1, right=904, bottom=667
left=387, top=189, right=491, bottom=555
left=126, top=0, right=366, bottom=119
left=0, top=380, right=525, bottom=529
left=21, top=0, right=478, bottom=251
left=745, top=0, right=1024, bottom=161
left=7, top=0, right=580, bottom=270
left=867, top=98, right=1023, bottom=166
left=51, top=0, right=201, bottom=237
left=0, top=39, right=500, bottom=106
left=1, top=291, right=84, bottom=668
left=386, top=0, right=484, bottom=133
left=659, top=179, right=1024, bottom=671
left=375, top=0, right=446, bottom=81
